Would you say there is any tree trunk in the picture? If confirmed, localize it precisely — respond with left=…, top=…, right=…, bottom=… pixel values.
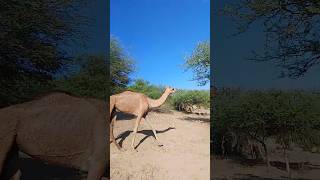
left=221, top=135, right=226, bottom=159
left=262, top=143, right=270, bottom=171
left=284, top=149, right=291, bottom=179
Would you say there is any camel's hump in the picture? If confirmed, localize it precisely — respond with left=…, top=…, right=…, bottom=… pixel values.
left=115, top=90, right=147, bottom=97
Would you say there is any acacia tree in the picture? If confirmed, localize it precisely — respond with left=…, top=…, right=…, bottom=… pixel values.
left=185, top=41, right=210, bottom=86
left=223, top=0, right=320, bottom=78
left=54, top=55, right=108, bottom=99
left=110, top=37, right=135, bottom=94
left=54, top=37, right=135, bottom=98
left=0, top=0, right=86, bottom=107
left=213, top=88, right=320, bottom=175
left=211, top=87, right=244, bottom=155
left=268, top=91, right=320, bottom=177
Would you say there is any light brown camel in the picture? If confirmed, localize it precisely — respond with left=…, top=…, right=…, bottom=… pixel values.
left=0, top=92, right=109, bottom=180
left=110, top=87, right=176, bottom=151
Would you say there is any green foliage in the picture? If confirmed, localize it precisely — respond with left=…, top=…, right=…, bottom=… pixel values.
left=185, top=41, right=210, bottom=86
left=171, top=90, right=210, bottom=110
left=0, top=0, right=86, bottom=107
left=127, top=80, right=210, bottom=111
left=212, top=88, right=320, bottom=155
left=222, top=0, right=320, bottom=78
left=53, top=55, right=108, bottom=99
left=110, top=37, right=135, bottom=94
left=268, top=91, right=320, bottom=150
left=128, top=79, right=163, bottom=99
left=54, top=37, right=136, bottom=99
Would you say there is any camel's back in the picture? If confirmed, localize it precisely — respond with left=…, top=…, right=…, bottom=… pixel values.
left=113, top=91, right=149, bottom=115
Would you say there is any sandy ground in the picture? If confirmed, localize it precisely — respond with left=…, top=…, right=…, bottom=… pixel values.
left=212, top=158, right=320, bottom=180
left=211, top=145, right=320, bottom=180
left=110, top=110, right=210, bottom=180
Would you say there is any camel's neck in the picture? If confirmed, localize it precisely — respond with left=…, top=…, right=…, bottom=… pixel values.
left=147, top=91, right=170, bottom=108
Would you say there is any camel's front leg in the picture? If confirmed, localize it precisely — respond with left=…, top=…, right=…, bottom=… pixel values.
left=131, top=115, right=142, bottom=151
left=0, top=131, right=16, bottom=177
left=110, top=114, right=123, bottom=151
left=143, top=117, right=163, bottom=146
left=86, top=158, right=106, bottom=180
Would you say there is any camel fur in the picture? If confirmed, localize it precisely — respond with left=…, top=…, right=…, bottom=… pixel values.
left=0, top=92, right=109, bottom=180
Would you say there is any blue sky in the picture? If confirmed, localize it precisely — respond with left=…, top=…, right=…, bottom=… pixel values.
left=213, top=0, right=320, bottom=90
left=69, top=0, right=319, bottom=90
left=110, top=0, right=210, bottom=90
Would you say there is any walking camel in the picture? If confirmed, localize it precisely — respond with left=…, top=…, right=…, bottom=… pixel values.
left=0, top=92, right=109, bottom=180
left=110, top=87, right=176, bottom=151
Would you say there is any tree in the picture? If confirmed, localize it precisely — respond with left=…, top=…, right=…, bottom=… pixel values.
left=0, top=0, right=86, bottom=107
left=54, top=55, right=108, bottom=99
left=223, top=0, right=320, bottom=78
left=54, top=37, right=135, bottom=99
left=110, top=37, right=135, bottom=94
left=128, top=79, right=163, bottom=99
left=212, top=88, right=320, bottom=177
left=268, top=91, right=319, bottom=177
left=185, top=41, right=210, bottom=86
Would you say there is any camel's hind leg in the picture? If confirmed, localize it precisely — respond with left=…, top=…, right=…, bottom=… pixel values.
left=86, top=151, right=107, bottom=180
left=4, top=146, right=20, bottom=180
left=110, top=114, right=122, bottom=151
left=0, top=131, right=15, bottom=178
left=86, top=160, right=106, bottom=180
left=143, top=117, right=163, bottom=146
left=131, top=115, right=143, bottom=151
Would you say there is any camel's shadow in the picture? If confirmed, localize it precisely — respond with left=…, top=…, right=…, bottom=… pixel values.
left=114, top=127, right=175, bottom=149
left=115, top=109, right=173, bottom=121
left=115, top=112, right=136, bottom=121
left=179, top=116, right=210, bottom=122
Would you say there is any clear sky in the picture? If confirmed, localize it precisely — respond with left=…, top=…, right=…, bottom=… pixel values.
left=110, top=0, right=210, bottom=90
left=213, top=0, right=320, bottom=90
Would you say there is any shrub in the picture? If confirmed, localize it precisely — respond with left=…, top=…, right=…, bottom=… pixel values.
left=171, top=90, right=210, bottom=112
left=128, top=79, right=164, bottom=99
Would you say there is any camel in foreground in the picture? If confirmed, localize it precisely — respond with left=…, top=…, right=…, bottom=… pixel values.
left=110, top=87, right=176, bottom=151
left=0, top=92, right=109, bottom=180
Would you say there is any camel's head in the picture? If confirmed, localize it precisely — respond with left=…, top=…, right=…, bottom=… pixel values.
left=165, top=86, right=176, bottom=94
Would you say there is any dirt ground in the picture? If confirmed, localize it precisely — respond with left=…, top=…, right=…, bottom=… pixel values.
left=110, top=110, right=210, bottom=180
left=211, top=144, right=320, bottom=180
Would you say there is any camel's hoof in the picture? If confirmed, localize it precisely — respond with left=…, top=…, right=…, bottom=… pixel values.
left=157, top=142, right=164, bottom=147
left=130, top=146, right=138, bottom=152
left=131, top=148, right=138, bottom=152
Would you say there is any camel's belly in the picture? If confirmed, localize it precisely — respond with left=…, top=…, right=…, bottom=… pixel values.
left=15, top=106, right=94, bottom=170
left=16, top=132, right=92, bottom=171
